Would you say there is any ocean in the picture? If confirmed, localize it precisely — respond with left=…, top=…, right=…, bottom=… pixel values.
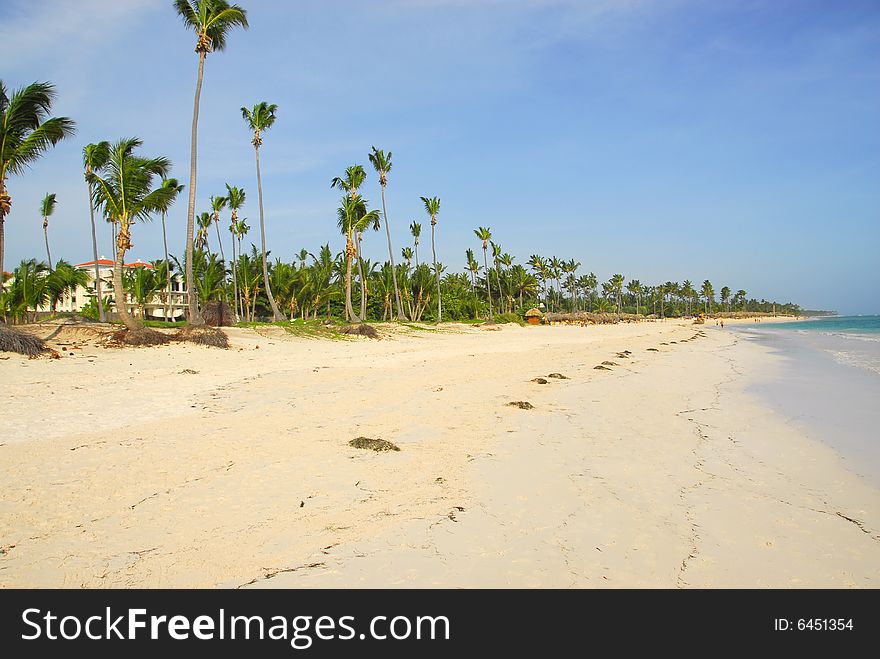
left=730, top=316, right=880, bottom=486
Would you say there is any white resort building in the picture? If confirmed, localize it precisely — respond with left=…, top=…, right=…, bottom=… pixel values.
left=49, top=258, right=189, bottom=320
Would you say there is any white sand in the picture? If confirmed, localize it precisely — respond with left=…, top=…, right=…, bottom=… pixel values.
left=0, top=319, right=877, bottom=588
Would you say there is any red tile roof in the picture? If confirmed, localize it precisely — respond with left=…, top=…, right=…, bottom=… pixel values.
left=125, top=260, right=154, bottom=269
left=74, top=259, right=155, bottom=269
left=75, top=259, right=115, bottom=267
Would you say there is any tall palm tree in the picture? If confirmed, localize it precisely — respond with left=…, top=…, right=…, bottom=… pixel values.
left=39, top=193, right=57, bottom=269
left=209, top=193, right=227, bottom=263
left=0, top=81, right=75, bottom=280
left=369, top=146, right=405, bottom=320
left=421, top=196, right=441, bottom=323
left=174, top=0, right=248, bottom=325
left=490, top=240, right=503, bottom=311
left=83, top=141, right=110, bottom=322
left=474, top=227, right=493, bottom=319
left=410, top=221, right=421, bottom=267
left=86, top=137, right=173, bottom=332
left=609, top=273, right=625, bottom=314
left=157, top=177, right=184, bottom=321
left=720, top=285, right=731, bottom=312
left=225, top=183, right=246, bottom=320
left=627, top=279, right=642, bottom=315
left=330, top=165, right=368, bottom=317
left=241, top=101, right=283, bottom=321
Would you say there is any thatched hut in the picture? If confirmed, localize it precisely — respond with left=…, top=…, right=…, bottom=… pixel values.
left=524, top=308, right=543, bottom=325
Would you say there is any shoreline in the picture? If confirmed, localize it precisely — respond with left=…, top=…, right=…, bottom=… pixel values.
left=1, top=320, right=877, bottom=587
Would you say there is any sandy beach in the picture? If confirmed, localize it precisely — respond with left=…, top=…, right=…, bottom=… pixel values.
left=1, top=319, right=877, bottom=588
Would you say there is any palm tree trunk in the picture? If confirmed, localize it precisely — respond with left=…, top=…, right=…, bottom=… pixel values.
left=111, top=222, right=117, bottom=261
left=43, top=221, right=52, bottom=270
left=214, top=221, right=226, bottom=264
left=231, top=232, right=239, bottom=322
left=379, top=186, right=406, bottom=320
left=482, top=248, right=493, bottom=320
left=112, top=225, right=141, bottom=332
left=185, top=51, right=206, bottom=326
left=431, top=220, right=441, bottom=323
left=0, top=184, right=6, bottom=284
left=356, top=232, right=367, bottom=320
left=161, top=211, right=171, bottom=322
left=253, top=144, right=283, bottom=321
left=86, top=181, right=106, bottom=322
left=344, top=236, right=359, bottom=322
left=414, top=241, right=419, bottom=268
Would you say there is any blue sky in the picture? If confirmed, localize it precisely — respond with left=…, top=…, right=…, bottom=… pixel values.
left=2, top=0, right=878, bottom=313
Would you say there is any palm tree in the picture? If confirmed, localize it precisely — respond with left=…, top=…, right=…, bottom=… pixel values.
left=225, top=183, right=246, bottom=320
left=354, top=201, right=380, bottom=320
left=39, top=193, right=57, bottom=269
left=86, top=137, right=173, bottom=332
left=421, top=196, right=442, bottom=322
left=627, top=279, right=642, bottom=315
left=369, top=146, right=405, bottom=320
left=241, top=101, right=283, bottom=321
left=196, top=211, right=213, bottom=251
left=410, top=221, right=421, bottom=267
left=490, top=240, right=503, bottom=312
left=609, top=273, right=625, bottom=314
left=330, top=165, right=368, bottom=318
left=473, top=227, right=493, bottom=319
left=0, top=81, right=75, bottom=280
left=720, top=286, right=731, bottom=312
left=209, top=193, right=227, bottom=263
left=736, top=289, right=748, bottom=311
left=174, top=0, right=248, bottom=325
left=336, top=194, right=379, bottom=322
left=701, top=279, right=715, bottom=315
left=83, top=142, right=110, bottom=322
left=157, top=177, right=184, bottom=321
left=46, top=260, right=89, bottom=312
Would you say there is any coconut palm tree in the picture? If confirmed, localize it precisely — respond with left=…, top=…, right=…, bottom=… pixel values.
left=83, top=141, right=110, bottom=322
left=174, top=0, right=248, bottom=325
left=627, top=279, right=642, bottom=315
left=156, top=177, right=184, bottom=321
left=410, top=221, right=421, bottom=267
left=420, top=196, right=441, bottom=323
left=241, top=101, right=283, bottom=321
left=473, top=227, right=493, bottom=319
left=609, top=273, right=625, bottom=314
left=368, top=146, right=405, bottom=320
left=337, top=194, right=379, bottom=322
left=209, top=193, right=227, bottom=263
left=490, top=240, right=503, bottom=311
left=86, top=137, right=173, bottom=332
left=195, top=211, right=213, bottom=251
left=38, top=193, right=57, bottom=269
left=720, top=286, right=731, bottom=312
left=0, top=80, right=75, bottom=280
left=701, top=279, right=714, bottom=315
left=225, top=183, right=245, bottom=320
left=46, top=260, right=89, bottom=312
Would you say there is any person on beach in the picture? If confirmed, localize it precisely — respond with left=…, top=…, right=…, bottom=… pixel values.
left=720, top=319, right=724, bottom=328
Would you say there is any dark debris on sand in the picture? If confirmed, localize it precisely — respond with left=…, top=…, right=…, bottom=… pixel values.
left=339, top=323, right=380, bottom=339
left=594, top=365, right=612, bottom=371
left=106, top=327, right=170, bottom=347
left=531, top=377, right=549, bottom=384
left=349, top=437, right=400, bottom=452
left=547, top=373, right=569, bottom=379
left=507, top=401, right=534, bottom=409
left=0, top=325, right=50, bottom=356
left=173, top=326, right=229, bottom=349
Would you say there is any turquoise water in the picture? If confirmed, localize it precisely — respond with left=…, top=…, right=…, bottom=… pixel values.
left=731, top=316, right=880, bottom=485
left=759, top=315, right=880, bottom=334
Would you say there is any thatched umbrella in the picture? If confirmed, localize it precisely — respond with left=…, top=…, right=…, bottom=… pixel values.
left=524, top=308, right=543, bottom=325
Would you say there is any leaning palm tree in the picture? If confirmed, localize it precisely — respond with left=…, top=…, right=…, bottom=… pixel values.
left=86, top=137, right=173, bottom=333
left=209, top=193, right=228, bottom=263
left=39, top=193, right=57, bottom=269
left=420, top=196, right=442, bottom=323
left=410, top=221, right=421, bottom=267
left=368, top=146, right=405, bottom=320
left=0, top=80, right=75, bottom=280
left=225, top=183, right=246, bottom=320
left=83, top=141, right=110, bottom=322
left=157, top=177, right=184, bottom=321
left=241, top=101, right=283, bottom=321
left=174, top=0, right=248, bottom=325
left=474, top=227, right=493, bottom=320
